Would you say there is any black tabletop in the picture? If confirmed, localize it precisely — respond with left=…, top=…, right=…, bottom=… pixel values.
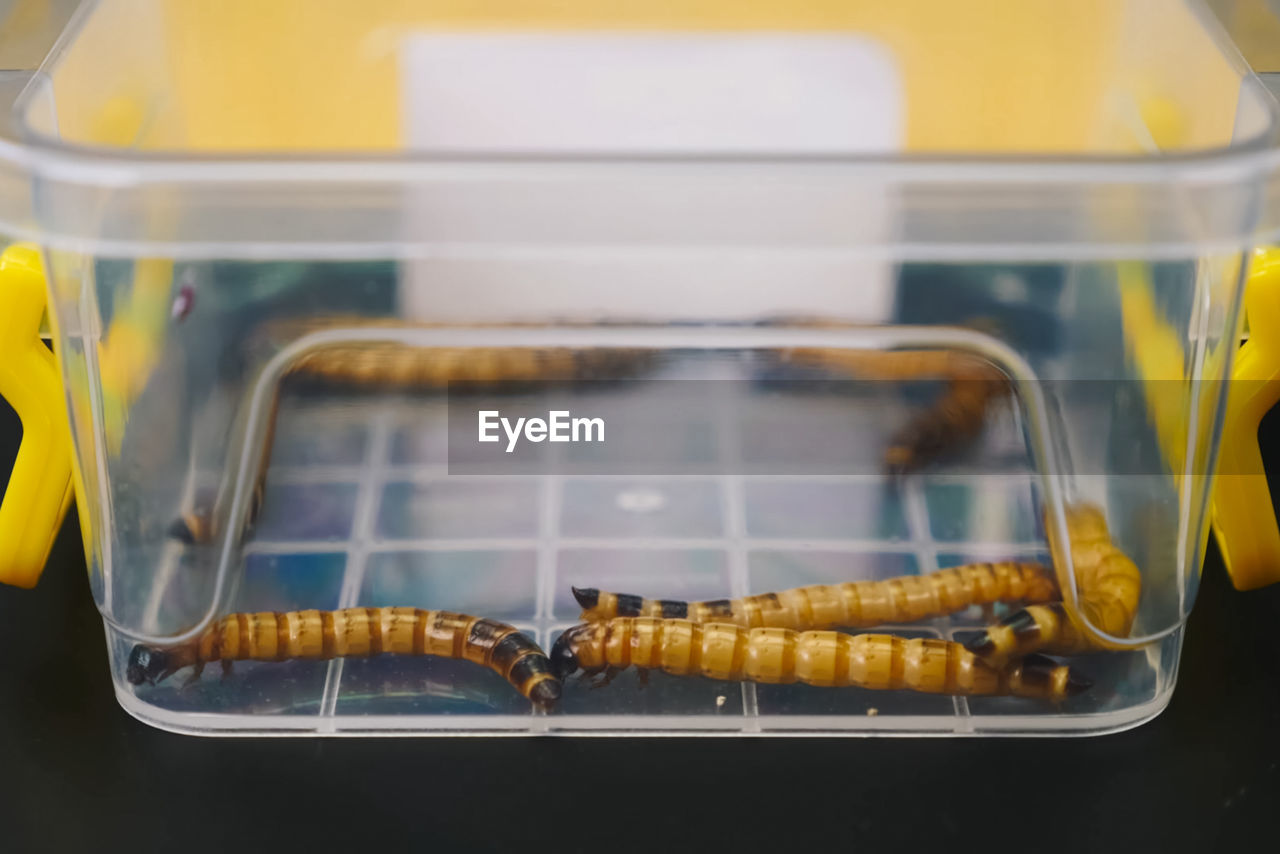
left=2, top=413, right=1278, bottom=853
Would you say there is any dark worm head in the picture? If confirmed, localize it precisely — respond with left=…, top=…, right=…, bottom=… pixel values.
left=550, top=628, right=586, bottom=680
left=126, top=645, right=173, bottom=686
left=963, top=630, right=998, bottom=659
left=570, top=586, right=600, bottom=611
left=527, top=678, right=563, bottom=711
left=1065, top=670, right=1094, bottom=697
left=1020, top=653, right=1094, bottom=698
left=165, top=516, right=198, bottom=545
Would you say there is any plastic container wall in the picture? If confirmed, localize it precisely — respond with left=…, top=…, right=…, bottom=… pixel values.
left=1, top=0, right=1276, bottom=734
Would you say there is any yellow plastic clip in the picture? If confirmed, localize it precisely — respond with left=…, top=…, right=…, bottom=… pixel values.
left=1211, top=248, right=1280, bottom=591
left=0, top=243, right=73, bottom=588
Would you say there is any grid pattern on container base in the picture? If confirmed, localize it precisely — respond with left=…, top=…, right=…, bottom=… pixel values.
left=121, top=384, right=1171, bottom=735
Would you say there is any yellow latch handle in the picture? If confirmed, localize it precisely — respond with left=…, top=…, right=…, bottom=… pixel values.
left=0, top=244, right=73, bottom=588
left=1212, top=248, right=1280, bottom=591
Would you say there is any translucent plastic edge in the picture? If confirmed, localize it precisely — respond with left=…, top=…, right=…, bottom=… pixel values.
left=10, top=239, right=1277, bottom=265
left=3, top=0, right=1280, bottom=186
left=9, top=132, right=1280, bottom=187
left=8, top=0, right=1279, bottom=179
left=2, top=144, right=1276, bottom=259
left=1, top=3, right=1277, bottom=256
left=114, top=687, right=1176, bottom=739
left=112, top=626, right=1182, bottom=739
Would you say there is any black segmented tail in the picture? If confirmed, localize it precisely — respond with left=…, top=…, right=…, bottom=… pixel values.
left=964, top=602, right=1088, bottom=667
left=573, top=586, right=733, bottom=621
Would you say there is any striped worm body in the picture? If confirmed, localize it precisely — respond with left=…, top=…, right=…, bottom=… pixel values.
left=286, top=342, right=654, bottom=389
left=573, top=562, right=1059, bottom=630
left=777, top=345, right=1012, bottom=475
left=965, top=504, right=1143, bottom=666
left=126, top=608, right=561, bottom=709
left=778, top=346, right=1001, bottom=384
left=551, top=617, right=1089, bottom=702
left=170, top=317, right=655, bottom=545
left=255, top=314, right=655, bottom=390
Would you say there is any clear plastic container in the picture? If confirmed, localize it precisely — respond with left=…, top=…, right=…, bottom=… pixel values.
left=1, top=0, right=1277, bottom=735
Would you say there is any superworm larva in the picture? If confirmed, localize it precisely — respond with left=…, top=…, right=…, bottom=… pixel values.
left=253, top=314, right=656, bottom=390
left=125, top=608, right=561, bottom=710
left=883, top=363, right=1011, bottom=476
left=965, top=504, right=1142, bottom=666
left=777, top=344, right=1012, bottom=475
left=574, top=503, right=1141, bottom=671
left=169, top=316, right=657, bottom=544
left=550, top=618, right=1090, bottom=702
left=167, top=384, right=280, bottom=546
left=285, top=341, right=655, bottom=389
left=172, top=316, right=1008, bottom=543
left=572, top=561, right=1058, bottom=630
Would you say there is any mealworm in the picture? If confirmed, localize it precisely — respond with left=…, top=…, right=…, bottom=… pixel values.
left=550, top=618, right=1089, bottom=702
left=285, top=342, right=654, bottom=389
left=777, top=344, right=1012, bottom=475
left=166, top=383, right=279, bottom=546
left=965, top=503, right=1143, bottom=666
left=125, top=608, right=561, bottom=710
left=169, top=316, right=655, bottom=544
left=253, top=314, right=656, bottom=390
left=572, top=561, right=1058, bottom=630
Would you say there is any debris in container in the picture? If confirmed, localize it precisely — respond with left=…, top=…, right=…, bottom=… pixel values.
left=171, top=269, right=198, bottom=323
left=616, top=487, right=668, bottom=514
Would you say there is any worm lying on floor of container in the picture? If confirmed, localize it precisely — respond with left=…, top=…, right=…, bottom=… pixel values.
left=962, top=503, right=1142, bottom=666
left=779, top=344, right=1144, bottom=666
left=777, top=337, right=1144, bottom=666
left=569, top=502, right=1142, bottom=699
left=125, top=608, right=561, bottom=710
left=572, top=561, right=1059, bottom=629
left=549, top=619, right=1090, bottom=702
